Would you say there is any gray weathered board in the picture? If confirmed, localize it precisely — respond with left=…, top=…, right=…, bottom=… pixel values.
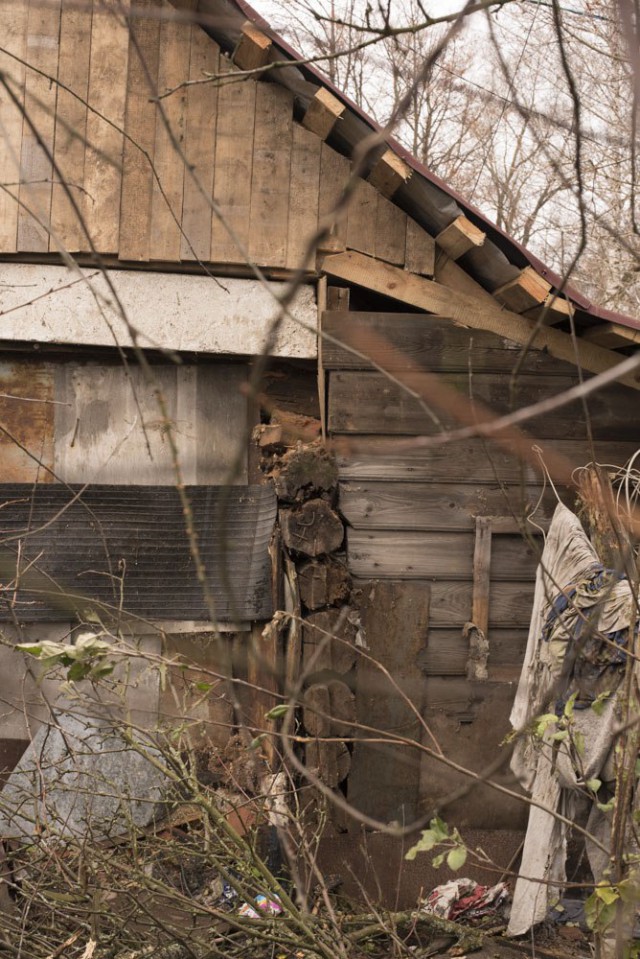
left=336, top=439, right=640, bottom=484
left=419, top=679, right=527, bottom=830
left=346, top=530, right=540, bottom=581
left=329, top=370, right=637, bottom=440
left=419, top=628, right=529, bottom=681
left=0, top=484, right=276, bottom=622
left=340, top=481, right=554, bottom=531
left=321, top=311, right=578, bottom=375
left=425, top=580, right=535, bottom=628
left=348, top=580, right=429, bottom=824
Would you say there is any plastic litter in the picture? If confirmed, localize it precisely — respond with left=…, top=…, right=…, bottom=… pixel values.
left=237, top=893, right=283, bottom=919
left=420, top=878, right=509, bottom=921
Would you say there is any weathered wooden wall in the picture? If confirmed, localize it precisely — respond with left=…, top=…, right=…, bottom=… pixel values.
left=324, top=309, right=640, bottom=828
left=0, top=353, right=250, bottom=485
left=0, top=349, right=258, bottom=753
left=0, top=0, right=434, bottom=274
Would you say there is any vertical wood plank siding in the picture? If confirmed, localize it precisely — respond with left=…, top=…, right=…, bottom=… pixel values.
left=2, top=0, right=434, bottom=270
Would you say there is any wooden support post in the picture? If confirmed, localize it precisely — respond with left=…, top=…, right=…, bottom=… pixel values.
left=247, top=619, right=281, bottom=766
left=493, top=265, right=551, bottom=313
left=435, top=214, right=485, bottom=261
left=367, top=149, right=412, bottom=198
left=471, top=517, right=492, bottom=639
left=233, top=21, right=272, bottom=72
left=302, top=88, right=345, bottom=139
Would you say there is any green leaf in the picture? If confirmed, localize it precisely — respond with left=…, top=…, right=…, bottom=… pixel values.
left=595, top=883, right=618, bottom=906
left=584, top=892, right=598, bottom=930
left=550, top=729, right=569, bottom=742
left=585, top=778, right=602, bottom=794
left=265, top=704, right=290, bottom=720
left=195, top=682, right=213, bottom=692
left=432, top=852, right=446, bottom=869
left=16, top=643, right=44, bottom=656
left=447, top=846, right=467, bottom=871
left=91, top=663, right=114, bottom=679
left=597, top=799, right=615, bottom=813
left=405, top=829, right=438, bottom=860
left=534, top=713, right=558, bottom=736
left=564, top=693, right=578, bottom=719
left=591, top=691, right=611, bottom=716
left=67, top=661, right=91, bottom=682
left=573, top=730, right=585, bottom=757
left=429, top=817, right=449, bottom=842
left=249, top=734, right=266, bottom=751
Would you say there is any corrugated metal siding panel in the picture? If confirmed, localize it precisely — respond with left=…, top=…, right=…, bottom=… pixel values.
left=0, top=484, right=276, bottom=622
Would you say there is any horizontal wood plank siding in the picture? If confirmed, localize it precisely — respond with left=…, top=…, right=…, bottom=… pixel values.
left=322, top=311, right=578, bottom=375
left=347, top=529, right=540, bottom=581
left=426, top=580, right=535, bottom=628
left=329, top=369, right=637, bottom=440
left=418, top=628, right=529, bottom=680
left=340, top=481, right=554, bottom=531
left=336, top=438, right=640, bottom=484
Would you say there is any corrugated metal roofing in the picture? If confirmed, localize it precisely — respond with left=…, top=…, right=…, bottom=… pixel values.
left=0, top=484, right=276, bottom=623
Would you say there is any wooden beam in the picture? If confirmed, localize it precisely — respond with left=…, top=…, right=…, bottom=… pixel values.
left=233, top=21, right=272, bottom=72
left=321, top=250, right=640, bottom=390
left=493, top=265, right=551, bottom=313
left=435, top=214, right=485, bottom=261
left=302, top=87, right=345, bottom=140
left=367, top=149, right=412, bottom=198
left=581, top=322, right=640, bottom=349
left=523, top=292, right=574, bottom=326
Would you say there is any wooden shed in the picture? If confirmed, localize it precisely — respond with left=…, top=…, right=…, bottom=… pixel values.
left=1, top=0, right=640, bottom=899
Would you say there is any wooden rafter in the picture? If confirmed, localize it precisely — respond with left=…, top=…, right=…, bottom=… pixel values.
left=367, top=149, right=412, bottom=198
left=493, top=266, right=551, bottom=313
left=435, top=214, right=485, bottom=261
left=233, top=21, right=272, bottom=71
left=302, top=87, right=345, bottom=139
left=581, top=322, right=640, bottom=349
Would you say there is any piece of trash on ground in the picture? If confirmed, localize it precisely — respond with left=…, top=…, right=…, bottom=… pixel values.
left=420, top=879, right=509, bottom=922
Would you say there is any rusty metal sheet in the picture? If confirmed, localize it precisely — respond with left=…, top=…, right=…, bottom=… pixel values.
left=0, top=360, right=54, bottom=483
left=0, top=484, right=276, bottom=622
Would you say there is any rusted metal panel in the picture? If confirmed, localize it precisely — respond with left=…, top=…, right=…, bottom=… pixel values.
left=0, top=360, right=54, bottom=483
left=0, top=484, right=276, bottom=622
